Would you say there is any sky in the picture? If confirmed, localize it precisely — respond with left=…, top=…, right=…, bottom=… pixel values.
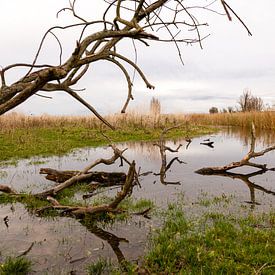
left=0, top=0, right=275, bottom=115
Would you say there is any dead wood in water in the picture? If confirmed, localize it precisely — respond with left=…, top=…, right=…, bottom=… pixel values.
left=196, top=123, right=275, bottom=209
left=35, top=142, right=134, bottom=199
left=37, top=161, right=136, bottom=218
left=196, top=123, right=275, bottom=175
left=0, top=140, right=139, bottom=219
left=40, top=168, right=126, bottom=184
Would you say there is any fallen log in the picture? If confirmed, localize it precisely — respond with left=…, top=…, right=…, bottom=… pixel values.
left=36, top=161, right=136, bottom=218
left=40, top=168, right=126, bottom=184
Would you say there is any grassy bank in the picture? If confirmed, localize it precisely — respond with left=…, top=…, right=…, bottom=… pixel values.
left=0, top=112, right=213, bottom=162
left=87, top=202, right=275, bottom=275
left=188, top=111, right=275, bottom=130
left=144, top=205, right=275, bottom=274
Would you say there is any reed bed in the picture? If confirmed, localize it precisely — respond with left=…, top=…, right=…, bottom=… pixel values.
left=1, top=111, right=275, bottom=133
left=187, top=111, right=275, bottom=130
left=0, top=112, right=189, bottom=133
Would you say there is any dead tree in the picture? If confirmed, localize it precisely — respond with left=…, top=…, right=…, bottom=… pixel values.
left=196, top=123, right=275, bottom=175
left=154, top=125, right=184, bottom=184
left=0, top=1, right=251, bottom=127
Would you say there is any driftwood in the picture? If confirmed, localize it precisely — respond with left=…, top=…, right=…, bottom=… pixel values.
left=40, top=168, right=126, bottom=184
left=0, top=141, right=139, bottom=220
left=154, top=125, right=185, bottom=185
left=37, top=161, right=136, bottom=218
left=35, top=143, right=132, bottom=198
left=196, top=123, right=275, bottom=175
left=196, top=123, right=275, bottom=208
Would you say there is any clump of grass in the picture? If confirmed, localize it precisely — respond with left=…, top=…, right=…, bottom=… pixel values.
left=86, top=258, right=112, bottom=275
left=197, top=192, right=234, bottom=207
left=86, top=258, right=138, bottom=275
left=0, top=257, right=32, bottom=275
left=144, top=204, right=275, bottom=274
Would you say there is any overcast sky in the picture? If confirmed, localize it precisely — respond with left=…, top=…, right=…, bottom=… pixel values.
left=1, top=0, right=275, bottom=115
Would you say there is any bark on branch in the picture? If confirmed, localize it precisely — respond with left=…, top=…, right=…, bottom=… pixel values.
left=38, top=161, right=136, bottom=218
left=0, top=0, right=250, bottom=125
left=40, top=168, right=126, bottom=184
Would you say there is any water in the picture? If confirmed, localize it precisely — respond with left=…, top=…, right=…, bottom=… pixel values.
left=0, top=128, right=274, bottom=273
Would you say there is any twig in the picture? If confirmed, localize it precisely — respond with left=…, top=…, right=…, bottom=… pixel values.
left=16, top=242, right=35, bottom=258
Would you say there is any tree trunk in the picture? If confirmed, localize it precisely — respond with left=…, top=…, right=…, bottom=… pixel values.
left=40, top=168, right=126, bottom=184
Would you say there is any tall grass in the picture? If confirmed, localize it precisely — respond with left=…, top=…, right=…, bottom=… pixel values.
left=1, top=111, right=274, bottom=133
left=0, top=111, right=189, bottom=133
left=188, top=111, right=275, bottom=130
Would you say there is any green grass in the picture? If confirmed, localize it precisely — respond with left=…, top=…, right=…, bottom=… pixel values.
left=0, top=185, right=154, bottom=223
left=86, top=258, right=113, bottom=275
left=0, top=257, right=32, bottom=275
left=0, top=124, right=214, bottom=163
left=196, top=192, right=234, bottom=207
left=144, top=204, right=275, bottom=274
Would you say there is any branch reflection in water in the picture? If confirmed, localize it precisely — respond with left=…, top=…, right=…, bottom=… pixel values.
left=197, top=169, right=275, bottom=209
left=153, top=126, right=185, bottom=185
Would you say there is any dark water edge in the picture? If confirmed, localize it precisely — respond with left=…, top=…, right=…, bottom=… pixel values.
left=0, top=127, right=274, bottom=274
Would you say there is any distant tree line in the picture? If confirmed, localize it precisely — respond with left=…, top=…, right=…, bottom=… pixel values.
left=209, top=89, right=265, bottom=114
left=238, top=89, right=264, bottom=112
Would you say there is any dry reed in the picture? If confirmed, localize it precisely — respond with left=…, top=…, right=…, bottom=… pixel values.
left=0, top=112, right=188, bottom=133
left=1, top=111, right=274, bottom=133
left=187, top=111, right=275, bottom=130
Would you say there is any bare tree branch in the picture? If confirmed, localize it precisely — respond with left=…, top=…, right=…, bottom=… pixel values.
left=0, top=0, right=251, bottom=126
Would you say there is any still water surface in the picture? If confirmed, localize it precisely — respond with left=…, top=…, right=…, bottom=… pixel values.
left=0, top=128, right=274, bottom=273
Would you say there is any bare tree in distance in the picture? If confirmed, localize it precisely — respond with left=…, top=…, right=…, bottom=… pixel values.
left=0, top=0, right=252, bottom=128
left=238, top=89, right=264, bottom=112
left=209, top=106, right=219, bottom=114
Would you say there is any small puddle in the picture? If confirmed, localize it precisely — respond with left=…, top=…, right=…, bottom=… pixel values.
left=0, top=127, right=274, bottom=273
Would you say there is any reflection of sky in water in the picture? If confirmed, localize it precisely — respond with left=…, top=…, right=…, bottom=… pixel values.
left=0, top=128, right=274, bottom=273
left=1, top=128, right=274, bottom=206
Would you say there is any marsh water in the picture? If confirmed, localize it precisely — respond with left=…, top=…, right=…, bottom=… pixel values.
left=0, top=127, right=274, bottom=274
